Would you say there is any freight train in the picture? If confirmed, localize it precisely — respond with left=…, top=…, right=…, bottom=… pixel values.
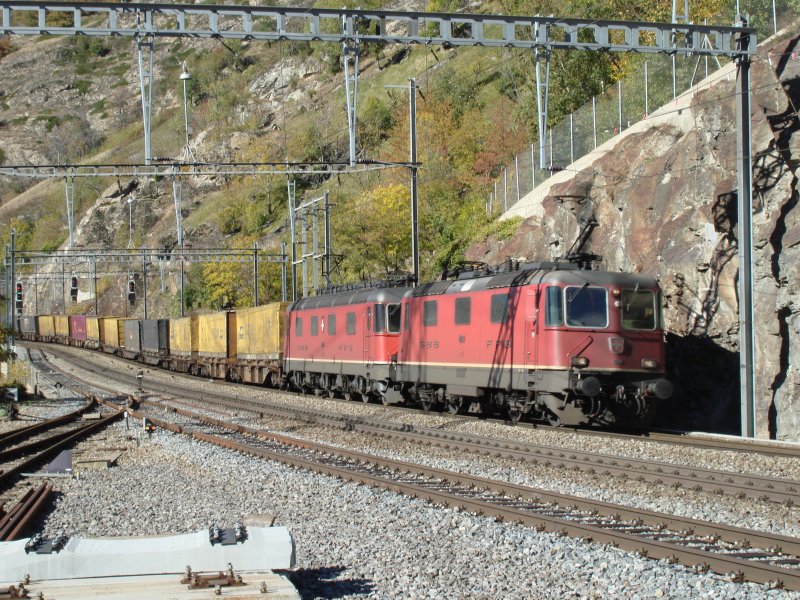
left=15, top=259, right=673, bottom=427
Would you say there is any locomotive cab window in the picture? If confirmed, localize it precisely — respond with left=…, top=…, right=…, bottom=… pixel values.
left=328, top=314, right=337, bottom=336
left=454, top=297, right=471, bottom=325
left=565, top=286, right=608, bottom=328
left=423, top=300, right=438, bottom=326
left=295, top=316, right=302, bottom=337
left=621, top=289, right=657, bottom=330
left=387, top=304, right=402, bottom=333
left=490, top=294, right=509, bottom=324
left=346, top=312, right=356, bottom=335
left=545, top=286, right=563, bottom=326
left=310, top=316, right=319, bottom=336
left=374, top=304, right=386, bottom=333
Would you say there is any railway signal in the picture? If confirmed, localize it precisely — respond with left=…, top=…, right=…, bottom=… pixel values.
left=70, top=276, right=78, bottom=302
left=14, top=282, right=23, bottom=314
left=127, top=278, right=136, bottom=305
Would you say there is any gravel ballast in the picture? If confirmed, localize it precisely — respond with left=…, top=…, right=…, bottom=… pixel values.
left=41, top=426, right=795, bottom=599
left=27, top=346, right=800, bottom=598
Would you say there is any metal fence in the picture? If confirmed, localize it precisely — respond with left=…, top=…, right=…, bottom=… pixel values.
left=489, top=0, right=800, bottom=215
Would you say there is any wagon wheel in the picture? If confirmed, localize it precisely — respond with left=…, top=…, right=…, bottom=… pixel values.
left=445, top=395, right=463, bottom=415
left=419, top=398, right=433, bottom=411
left=359, top=392, right=369, bottom=403
left=327, top=389, right=336, bottom=398
left=507, top=407, right=522, bottom=424
left=380, top=393, right=391, bottom=406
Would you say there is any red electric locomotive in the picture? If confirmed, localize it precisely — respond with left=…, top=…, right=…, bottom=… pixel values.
left=283, top=284, right=411, bottom=401
left=394, top=261, right=672, bottom=425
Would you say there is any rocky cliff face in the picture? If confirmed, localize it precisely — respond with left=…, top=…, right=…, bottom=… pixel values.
left=468, top=29, right=800, bottom=440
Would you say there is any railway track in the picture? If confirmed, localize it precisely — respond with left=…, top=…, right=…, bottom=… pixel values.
left=117, top=398, right=800, bottom=590
left=25, top=345, right=800, bottom=589
left=32, top=344, right=800, bottom=506
left=0, top=348, right=126, bottom=542
left=28, top=341, right=800, bottom=459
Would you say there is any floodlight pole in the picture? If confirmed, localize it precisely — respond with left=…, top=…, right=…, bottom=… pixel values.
left=409, top=78, right=419, bottom=285
left=735, top=14, right=755, bottom=438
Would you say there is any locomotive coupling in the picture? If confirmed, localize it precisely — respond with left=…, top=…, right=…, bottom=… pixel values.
left=574, top=376, right=602, bottom=397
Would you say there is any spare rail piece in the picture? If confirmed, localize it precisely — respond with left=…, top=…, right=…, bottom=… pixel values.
left=0, top=483, right=52, bottom=541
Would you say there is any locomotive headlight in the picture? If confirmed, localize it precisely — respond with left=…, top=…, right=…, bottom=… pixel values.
left=571, top=356, right=590, bottom=369
left=611, top=288, right=621, bottom=297
left=641, top=358, right=659, bottom=370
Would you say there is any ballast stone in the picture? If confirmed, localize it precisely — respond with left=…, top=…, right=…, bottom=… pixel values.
left=0, top=526, right=295, bottom=583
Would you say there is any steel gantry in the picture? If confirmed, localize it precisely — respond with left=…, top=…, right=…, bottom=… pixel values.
left=0, top=1, right=759, bottom=436
left=10, top=247, right=288, bottom=317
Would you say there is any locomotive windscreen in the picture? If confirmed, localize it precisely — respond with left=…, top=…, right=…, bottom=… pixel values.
left=565, top=286, right=608, bottom=328
left=621, top=289, right=657, bottom=330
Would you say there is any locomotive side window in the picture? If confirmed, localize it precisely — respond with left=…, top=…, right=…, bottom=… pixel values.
left=621, top=289, right=657, bottom=330
left=346, top=312, right=356, bottom=335
left=387, top=304, right=402, bottom=333
left=374, top=304, right=386, bottom=333
left=328, top=314, right=337, bottom=335
left=545, top=287, right=563, bottom=326
left=490, top=294, right=509, bottom=324
left=310, top=316, right=319, bottom=336
left=295, top=316, right=303, bottom=337
left=423, top=300, right=438, bottom=326
left=455, top=297, right=471, bottom=325
left=565, top=286, right=608, bottom=328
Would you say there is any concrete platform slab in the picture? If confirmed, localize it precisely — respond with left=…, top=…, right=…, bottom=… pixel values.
left=0, top=526, right=295, bottom=583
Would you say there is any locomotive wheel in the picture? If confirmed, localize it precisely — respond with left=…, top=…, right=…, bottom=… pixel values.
left=445, top=395, right=463, bottom=415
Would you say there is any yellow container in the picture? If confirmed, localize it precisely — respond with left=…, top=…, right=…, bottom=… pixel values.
left=197, top=312, right=235, bottom=358
left=86, top=317, right=100, bottom=342
left=170, top=316, right=198, bottom=356
left=100, top=317, right=123, bottom=348
left=235, top=302, right=287, bottom=360
left=37, top=315, right=55, bottom=338
left=54, top=315, right=69, bottom=338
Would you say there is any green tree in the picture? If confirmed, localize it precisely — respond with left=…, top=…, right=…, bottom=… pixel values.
left=334, top=184, right=412, bottom=281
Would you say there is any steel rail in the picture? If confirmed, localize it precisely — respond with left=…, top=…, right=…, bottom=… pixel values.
left=0, top=410, right=123, bottom=491
left=0, top=398, right=95, bottom=449
left=125, top=402, right=800, bottom=590
left=34, top=344, right=800, bottom=505
left=545, top=424, right=800, bottom=459
left=43, top=341, right=800, bottom=460
left=152, top=393, right=800, bottom=505
left=0, top=482, right=52, bottom=540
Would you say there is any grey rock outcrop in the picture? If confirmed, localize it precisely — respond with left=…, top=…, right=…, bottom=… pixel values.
left=469, top=29, right=800, bottom=440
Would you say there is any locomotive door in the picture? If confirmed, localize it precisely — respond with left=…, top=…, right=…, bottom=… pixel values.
left=523, top=287, right=538, bottom=368
left=363, top=305, right=373, bottom=367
